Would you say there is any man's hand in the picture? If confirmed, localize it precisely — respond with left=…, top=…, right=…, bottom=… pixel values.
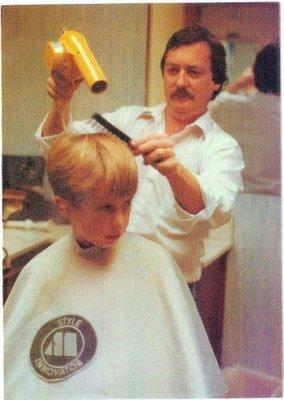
left=130, top=133, right=179, bottom=178
left=47, top=71, right=82, bottom=104
left=130, top=133, right=204, bottom=214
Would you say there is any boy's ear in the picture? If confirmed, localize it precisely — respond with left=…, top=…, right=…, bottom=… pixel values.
left=54, top=196, right=71, bottom=220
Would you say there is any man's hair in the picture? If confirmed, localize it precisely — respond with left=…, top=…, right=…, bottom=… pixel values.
left=160, top=25, right=228, bottom=99
left=253, top=43, right=280, bottom=95
left=46, top=132, right=138, bottom=206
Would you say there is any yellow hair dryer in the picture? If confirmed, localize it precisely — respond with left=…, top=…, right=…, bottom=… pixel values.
left=44, top=29, right=107, bottom=93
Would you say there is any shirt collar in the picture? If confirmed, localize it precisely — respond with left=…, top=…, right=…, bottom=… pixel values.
left=137, top=103, right=166, bottom=131
left=191, top=110, right=213, bottom=134
left=136, top=103, right=213, bottom=139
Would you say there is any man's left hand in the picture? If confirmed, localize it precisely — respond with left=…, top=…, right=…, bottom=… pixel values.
left=130, top=133, right=180, bottom=177
left=130, top=133, right=204, bottom=214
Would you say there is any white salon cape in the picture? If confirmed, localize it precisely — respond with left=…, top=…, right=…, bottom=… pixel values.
left=4, top=232, right=227, bottom=399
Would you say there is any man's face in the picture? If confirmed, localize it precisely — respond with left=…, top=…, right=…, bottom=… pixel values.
left=163, top=41, right=221, bottom=120
left=63, top=191, right=133, bottom=248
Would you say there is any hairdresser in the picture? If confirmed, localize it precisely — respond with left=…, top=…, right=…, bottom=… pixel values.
left=36, top=25, right=244, bottom=285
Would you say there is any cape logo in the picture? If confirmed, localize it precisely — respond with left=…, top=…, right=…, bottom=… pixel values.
left=30, top=314, right=97, bottom=382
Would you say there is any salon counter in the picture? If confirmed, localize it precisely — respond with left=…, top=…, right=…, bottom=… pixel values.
left=3, top=220, right=71, bottom=267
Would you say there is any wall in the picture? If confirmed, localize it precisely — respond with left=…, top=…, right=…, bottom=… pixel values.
left=2, top=4, right=148, bottom=156
left=146, top=3, right=186, bottom=106
left=185, top=3, right=280, bottom=83
left=146, top=2, right=281, bottom=105
left=196, top=2, right=280, bottom=45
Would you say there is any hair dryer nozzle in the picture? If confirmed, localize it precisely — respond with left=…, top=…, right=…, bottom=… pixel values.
left=91, top=80, right=108, bottom=93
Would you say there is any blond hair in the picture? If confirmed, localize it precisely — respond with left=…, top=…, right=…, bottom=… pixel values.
left=46, top=132, right=138, bottom=206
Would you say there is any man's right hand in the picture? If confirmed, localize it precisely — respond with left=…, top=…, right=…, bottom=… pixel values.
left=46, top=71, right=82, bottom=103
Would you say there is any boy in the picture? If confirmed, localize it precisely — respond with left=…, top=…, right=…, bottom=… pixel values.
left=4, top=132, right=227, bottom=399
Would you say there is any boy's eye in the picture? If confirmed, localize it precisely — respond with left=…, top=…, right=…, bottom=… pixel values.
left=97, top=200, right=131, bottom=213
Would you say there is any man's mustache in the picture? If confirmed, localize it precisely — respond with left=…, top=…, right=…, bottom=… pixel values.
left=170, top=88, right=194, bottom=100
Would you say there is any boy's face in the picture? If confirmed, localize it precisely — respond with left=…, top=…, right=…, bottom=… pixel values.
left=60, top=190, right=133, bottom=248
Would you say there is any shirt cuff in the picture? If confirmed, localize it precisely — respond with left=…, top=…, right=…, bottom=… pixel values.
left=196, top=173, right=222, bottom=217
left=174, top=170, right=233, bottom=231
left=35, top=113, right=74, bottom=153
left=196, top=173, right=233, bottom=228
left=172, top=172, right=231, bottom=230
left=172, top=172, right=213, bottom=222
left=173, top=200, right=208, bottom=221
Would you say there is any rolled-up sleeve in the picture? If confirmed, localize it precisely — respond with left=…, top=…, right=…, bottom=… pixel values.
left=35, top=113, right=80, bottom=155
left=196, top=140, right=244, bottom=228
left=170, top=136, right=244, bottom=231
left=35, top=107, right=135, bottom=155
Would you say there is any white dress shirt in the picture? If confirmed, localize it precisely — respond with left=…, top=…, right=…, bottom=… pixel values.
left=36, top=103, right=244, bottom=282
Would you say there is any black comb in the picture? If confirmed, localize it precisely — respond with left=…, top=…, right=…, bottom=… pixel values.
left=92, top=113, right=131, bottom=144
